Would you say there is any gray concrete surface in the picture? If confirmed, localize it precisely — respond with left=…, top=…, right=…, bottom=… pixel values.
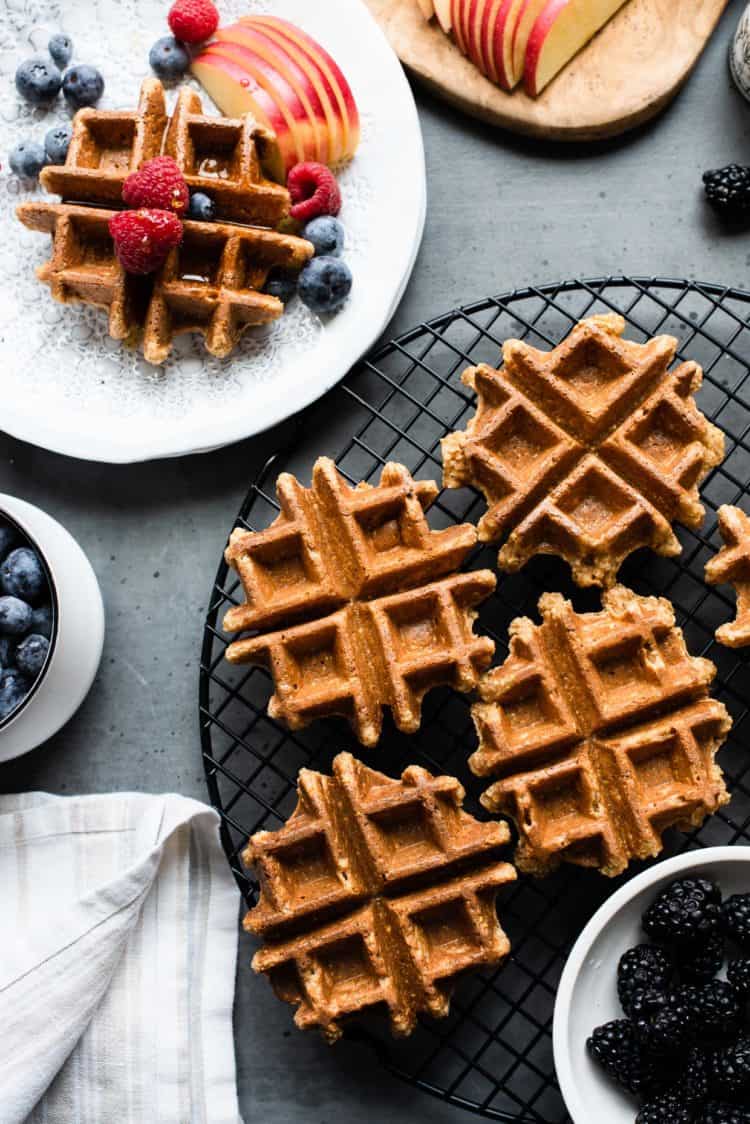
left=1, top=5, right=749, bottom=1119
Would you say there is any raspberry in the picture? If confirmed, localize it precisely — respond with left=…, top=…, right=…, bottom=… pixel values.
left=618, top=945, right=673, bottom=1015
left=287, top=162, right=342, bottom=223
left=109, top=209, right=183, bottom=275
left=643, top=877, right=722, bottom=946
left=168, top=0, right=218, bottom=44
left=586, top=1019, right=666, bottom=1097
left=122, top=156, right=189, bottom=216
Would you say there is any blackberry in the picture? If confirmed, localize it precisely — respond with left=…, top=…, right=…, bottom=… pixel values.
left=710, top=1037, right=750, bottom=1101
left=636, top=1091, right=692, bottom=1124
left=702, top=1104, right=750, bottom=1124
left=587, top=1019, right=664, bottom=1096
left=683, top=1045, right=711, bottom=1105
left=679, top=981, right=743, bottom=1040
left=723, top=895, right=750, bottom=951
left=727, top=958, right=750, bottom=997
left=703, top=166, right=750, bottom=218
left=643, top=877, right=722, bottom=946
left=631, top=989, right=695, bottom=1055
left=618, top=945, right=673, bottom=1015
left=678, top=933, right=726, bottom=984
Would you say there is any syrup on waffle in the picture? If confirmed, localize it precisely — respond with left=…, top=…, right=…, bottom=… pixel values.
left=470, top=586, right=730, bottom=877
left=223, top=457, right=496, bottom=746
left=244, top=751, right=516, bottom=1041
left=16, top=79, right=313, bottom=364
left=442, top=315, right=725, bottom=588
left=705, top=505, right=750, bottom=648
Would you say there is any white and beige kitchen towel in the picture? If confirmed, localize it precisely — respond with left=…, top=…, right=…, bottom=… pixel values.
left=0, top=792, right=242, bottom=1124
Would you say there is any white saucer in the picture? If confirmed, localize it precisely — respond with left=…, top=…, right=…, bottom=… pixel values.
left=0, top=495, right=104, bottom=763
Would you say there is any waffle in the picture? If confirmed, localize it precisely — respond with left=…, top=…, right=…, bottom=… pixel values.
left=223, top=457, right=496, bottom=746
left=470, top=586, right=730, bottom=877
left=244, top=751, right=516, bottom=1041
left=442, top=315, right=725, bottom=588
left=16, top=79, right=313, bottom=365
left=705, top=505, right=750, bottom=647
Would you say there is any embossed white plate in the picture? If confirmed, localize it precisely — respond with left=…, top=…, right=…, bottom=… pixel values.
left=0, top=0, right=425, bottom=462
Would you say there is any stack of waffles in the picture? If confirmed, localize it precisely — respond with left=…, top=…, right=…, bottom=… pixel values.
left=17, top=78, right=314, bottom=364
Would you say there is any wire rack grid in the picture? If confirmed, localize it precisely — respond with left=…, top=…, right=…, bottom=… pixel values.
left=200, top=276, right=750, bottom=1124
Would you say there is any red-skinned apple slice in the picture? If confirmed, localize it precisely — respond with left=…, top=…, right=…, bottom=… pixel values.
left=249, top=16, right=360, bottom=161
left=489, top=0, right=526, bottom=89
left=451, top=0, right=470, bottom=58
left=214, top=24, right=330, bottom=165
left=524, top=0, right=629, bottom=96
left=468, top=0, right=492, bottom=78
left=512, top=0, right=548, bottom=81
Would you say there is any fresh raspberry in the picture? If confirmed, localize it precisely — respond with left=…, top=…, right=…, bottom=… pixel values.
left=287, top=162, right=342, bottom=222
left=168, top=0, right=219, bottom=44
left=109, top=208, right=183, bottom=275
left=122, top=156, right=189, bottom=216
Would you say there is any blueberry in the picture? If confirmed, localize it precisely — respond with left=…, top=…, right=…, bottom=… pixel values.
left=303, top=217, right=344, bottom=258
left=0, top=522, right=18, bottom=562
left=0, top=669, right=29, bottom=720
left=263, top=269, right=298, bottom=304
left=1, top=547, right=46, bottom=603
left=44, top=124, right=72, bottom=165
left=30, top=603, right=52, bottom=639
left=149, top=37, right=190, bottom=80
left=9, top=140, right=47, bottom=180
left=187, top=191, right=216, bottom=221
left=62, top=65, right=104, bottom=108
left=298, top=256, right=352, bottom=315
left=15, top=633, right=49, bottom=679
left=0, top=596, right=32, bottom=637
left=15, top=56, right=62, bottom=104
left=0, top=636, right=15, bottom=671
left=48, top=34, right=73, bottom=68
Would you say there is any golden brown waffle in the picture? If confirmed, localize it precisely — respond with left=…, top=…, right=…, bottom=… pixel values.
left=705, top=505, right=750, bottom=647
left=442, top=315, right=725, bottom=588
left=470, top=586, right=730, bottom=877
left=16, top=78, right=313, bottom=364
left=244, top=751, right=516, bottom=1041
left=223, top=457, right=496, bottom=746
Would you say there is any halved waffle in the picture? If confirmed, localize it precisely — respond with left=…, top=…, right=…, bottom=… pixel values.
left=442, top=315, right=725, bottom=587
left=244, top=751, right=516, bottom=1041
left=705, top=505, right=750, bottom=647
left=16, top=78, right=313, bottom=364
left=470, top=586, right=730, bottom=877
left=223, top=457, right=496, bottom=746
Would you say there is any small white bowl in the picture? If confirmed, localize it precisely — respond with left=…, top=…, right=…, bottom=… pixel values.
left=553, top=847, right=750, bottom=1123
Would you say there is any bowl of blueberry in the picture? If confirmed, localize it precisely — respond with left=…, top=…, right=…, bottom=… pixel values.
left=0, top=509, right=57, bottom=730
left=554, top=848, right=750, bottom=1124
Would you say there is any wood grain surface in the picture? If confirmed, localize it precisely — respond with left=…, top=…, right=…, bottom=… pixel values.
left=364, top=0, right=731, bottom=140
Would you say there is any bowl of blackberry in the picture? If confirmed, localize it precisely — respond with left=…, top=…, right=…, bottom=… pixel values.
left=0, top=508, right=57, bottom=730
left=554, top=849, right=750, bottom=1124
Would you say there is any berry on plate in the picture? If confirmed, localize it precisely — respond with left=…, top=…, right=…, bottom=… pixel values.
left=44, top=124, right=72, bottom=165
left=123, top=156, right=189, bottom=215
left=677, top=932, right=725, bottom=984
left=48, top=34, right=73, bottom=68
left=109, top=208, right=183, bottom=275
left=0, top=669, right=29, bottom=721
left=630, top=989, right=695, bottom=1056
left=62, top=65, right=104, bottom=108
left=0, top=524, right=17, bottom=560
left=586, top=1019, right=666, bottom=1097
left=303, top=216, right=344, bottom=258
left=643, top=877, right=722, bottom=945
left=677, top=980, right=742, bottom=1041
left=15, top=634, right=49, bottom=679
left=15, top=57, right=62, bottom=104
left=703, top=1103, right=750, bottom=1124
left=710, top=1036, right=750, bottom=1101
left=617, top=945, right=673, bottom=1016
left=723, top=894, right=750, bottom=949
left=636, top=1090, right=692, bottom=1124
left=298, top=256, right=352, bottom=315
left=263, top=269, right=298, bottom=304
left=187, top=191, right=216, bottom=221
left=168, top=0, right=219, bottom=44
left=1, top=548, right=46, bottom=603
left=30, top=604, right=52, bottom=640
left=9, top=141, right=47, bottom=180
left=727, top=957, right=750, bottom=996
left=288, top=162, right=342, bottom=222
left=149, top=36, right=191, bottom=79
left=0, top=597, right=32, bottom=637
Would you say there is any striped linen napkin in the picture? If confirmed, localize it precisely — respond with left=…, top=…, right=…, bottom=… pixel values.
left=0, top=792, right=242, bottom=1124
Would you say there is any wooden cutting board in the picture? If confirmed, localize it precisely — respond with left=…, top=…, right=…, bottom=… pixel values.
left=363, top=0, right=731, bottom=140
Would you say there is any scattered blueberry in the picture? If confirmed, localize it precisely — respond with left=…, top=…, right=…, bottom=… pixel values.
left=1, top=547, right=46, bottom=603
left=15, top=634, right=49, bottom=679
left=0, top=669, right=29, bottom=721
left=44, top=124, right=72, bottom=165
left=187, top=191, right=216, bottom=221
left=263, top=269, right=298, bottom=304
left=303, top=216, right=344, bottom=258
left=62, top=65, right=104, bottom=108
left=0, top=636, right=15, bottom=671
left=0, top=596, right=32, bottom=637
left=15, top=56, right=62, bottom=104
left=9, top=140, right=47, bottom=179
left=30, top=603, right=52, bottom=639
left=298, top=256, right=352, bottom=315
left=48, top=33, right=73, bottom=68
left=149, top=36, right=190, bottom=80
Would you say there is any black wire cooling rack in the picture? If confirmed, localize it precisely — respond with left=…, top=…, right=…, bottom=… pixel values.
left=200, top=277, right=750, bottom=1123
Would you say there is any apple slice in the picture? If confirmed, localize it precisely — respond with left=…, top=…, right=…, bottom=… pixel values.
left=434, top=0, right=453, bottom=33
left=524, top=0, right=629, bottom=96
left=451, top=0, right=469, bottom=57
left=489, top=0, right=526, bottom=89
left=416, top=0, right=436, bottom=18
left=512, top=0, right=548, bottom=82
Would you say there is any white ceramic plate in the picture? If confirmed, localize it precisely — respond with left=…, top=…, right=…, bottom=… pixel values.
left=553, top=847, right=750, bottom=1124
left=0, top=0, right=426, bottom=463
